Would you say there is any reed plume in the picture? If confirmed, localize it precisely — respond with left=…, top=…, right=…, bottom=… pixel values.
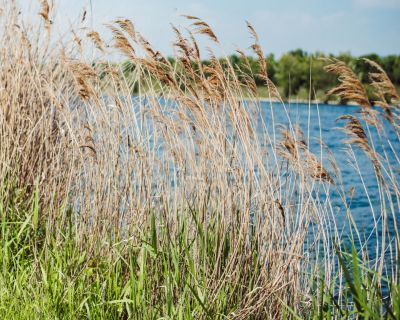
left=365, top=58, right=399, bottom=102
left=338, top=115, right=383, bottom=182
left=365, top=58, right=400, bottom=122
left=86, top=30, right=105, bottom=52
left=247, top=22, right=281, bottom=100
left=68, top=61, right=97, bottom=100
left=324, top=58, right=370, bottom=109
left=108, top=24, right=136, bottom=60
left=114, top=18, right=136, bottom=41
left=183, top=15, right=219, bottom=43
left=279, top=126, right=333, bottom=183
left=38, top=0, right=50, bottom=23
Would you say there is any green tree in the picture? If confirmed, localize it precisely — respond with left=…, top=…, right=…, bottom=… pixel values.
left=276, top=49, right=309, bottom=97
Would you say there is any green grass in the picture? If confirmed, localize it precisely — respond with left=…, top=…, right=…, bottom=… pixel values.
left=1, top=184, right=398, bottom=319
left=0, top=184, right=267, bottom=319
left=285, top=245, right=400, bottom=319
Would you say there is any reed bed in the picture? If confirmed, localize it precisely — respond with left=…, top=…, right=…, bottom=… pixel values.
left=0, top=1, right=399, bottom=318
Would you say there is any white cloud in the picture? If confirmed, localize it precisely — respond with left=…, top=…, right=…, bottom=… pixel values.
left=353, top=0, right=400, bottom=8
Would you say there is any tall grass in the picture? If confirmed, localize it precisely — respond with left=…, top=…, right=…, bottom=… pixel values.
left=0, top=1, right=399, bottom=318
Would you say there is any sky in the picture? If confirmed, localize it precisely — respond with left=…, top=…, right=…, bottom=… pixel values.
left=21, top=0, right=400, bottom=57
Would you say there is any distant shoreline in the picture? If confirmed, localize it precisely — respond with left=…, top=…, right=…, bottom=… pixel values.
left=243, top=97, right=356, bottom=106
left=247, top=97, right=398, bottom=107
left=135, top=94, right=396, bottom=108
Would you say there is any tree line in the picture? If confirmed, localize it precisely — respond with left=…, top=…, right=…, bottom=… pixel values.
left=119, top=50, right=400, bottom=103
left=227, top=50, right=400, bottom=102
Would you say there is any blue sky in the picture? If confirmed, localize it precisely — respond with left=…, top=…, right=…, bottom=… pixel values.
left=24, top=0, right=400, bottom=57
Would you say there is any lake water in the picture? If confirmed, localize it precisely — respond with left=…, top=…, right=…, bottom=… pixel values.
left=260, top=101, right=399, bottom=272
left=139, top=97, right=399, bottom=265
left=103, top=97, right=399, bottom=275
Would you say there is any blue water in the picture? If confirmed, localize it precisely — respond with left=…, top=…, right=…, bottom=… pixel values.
left=134, top=97, right=399, bottom=262
left=94, top=97, right=399, bottom=275
left=259, top=101, right=399, bottom=273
